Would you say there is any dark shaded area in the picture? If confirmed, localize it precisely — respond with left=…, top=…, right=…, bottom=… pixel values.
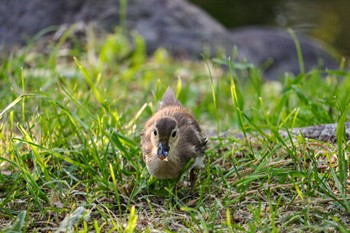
left=190, top=0, right=281, bottom=27
left=280, top=0, right=350, bottom=58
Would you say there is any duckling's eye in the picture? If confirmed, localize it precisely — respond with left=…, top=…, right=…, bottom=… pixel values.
left=153, top=129, right=157, bottom=136
left=171, top=130, right=177, bottom=138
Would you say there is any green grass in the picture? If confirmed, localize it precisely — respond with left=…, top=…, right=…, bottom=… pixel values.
left=0, top=25, right=349, bottom=232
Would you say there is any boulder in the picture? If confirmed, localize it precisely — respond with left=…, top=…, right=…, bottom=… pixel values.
left=230, top=27, right=339, bottom=80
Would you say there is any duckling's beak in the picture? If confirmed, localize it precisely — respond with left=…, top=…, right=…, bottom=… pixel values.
left=157, top=143, right=169, bottom=161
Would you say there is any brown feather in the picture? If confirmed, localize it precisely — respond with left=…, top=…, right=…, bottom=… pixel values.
left=159, top=87, right=182, bottom=108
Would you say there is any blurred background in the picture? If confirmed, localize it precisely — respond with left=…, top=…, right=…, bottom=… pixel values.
left=190, top=0, right=350, bottom=58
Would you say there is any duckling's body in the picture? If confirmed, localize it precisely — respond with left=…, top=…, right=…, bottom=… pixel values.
left=141, top=88, right=207, bottom=188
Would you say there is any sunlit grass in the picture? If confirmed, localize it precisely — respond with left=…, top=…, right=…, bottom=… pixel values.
left=0, top=25, right=349, bottom=232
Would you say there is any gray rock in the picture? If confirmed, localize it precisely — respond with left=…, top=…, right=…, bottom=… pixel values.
left=127, top=0, right=236, bottom=58
left=0, top=0, right=339, bottom=80
left=230, top=27, right=339, bottom=80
